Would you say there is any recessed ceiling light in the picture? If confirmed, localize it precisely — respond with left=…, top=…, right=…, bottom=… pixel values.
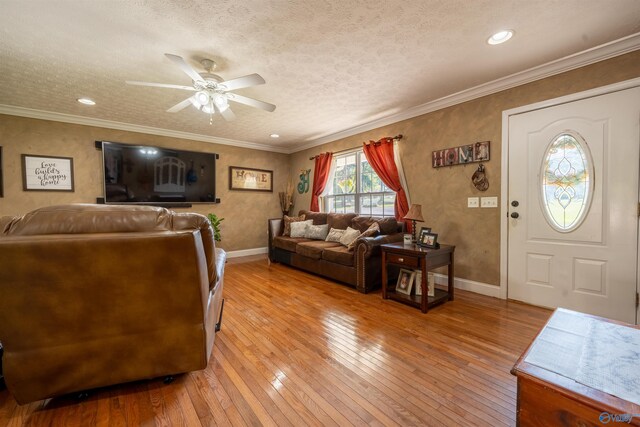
left=77, top=98, right=96, bottom=105
left=487, top=30, right=514, bottom=45
left=270, top=134, right=280, bottom=138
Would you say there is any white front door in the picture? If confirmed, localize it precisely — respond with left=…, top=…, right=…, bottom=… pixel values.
left=507, top=86, right=640, bottom=324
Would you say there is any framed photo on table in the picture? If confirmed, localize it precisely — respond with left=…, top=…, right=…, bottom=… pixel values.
left=418, top=229, right=438, bottom=248
left=395, top=268, right=415, bottom=295
left=416, top=271, right=436, bottom=297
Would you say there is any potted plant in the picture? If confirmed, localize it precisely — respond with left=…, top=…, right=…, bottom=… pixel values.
left=206, top=213, right=224, bottom=242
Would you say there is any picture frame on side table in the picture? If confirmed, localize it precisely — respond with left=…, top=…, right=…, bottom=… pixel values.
left=229, top=166, right=273, bottom=192
left=418, top=230, right=438, bottom=248
left=395, top=268, right=415, bottom=295
left=21, top=154, right=74, bottom=192
left=415, top=271, right=436, bottom=297
left=419, top=226, right=431, bottom=237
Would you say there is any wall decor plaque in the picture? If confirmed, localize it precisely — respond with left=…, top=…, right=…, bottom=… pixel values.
left=432, top=141, right=490, bottom=168
left=21, top=154, right=74, bottom=191
left=229, top=166, right=273, bottom=192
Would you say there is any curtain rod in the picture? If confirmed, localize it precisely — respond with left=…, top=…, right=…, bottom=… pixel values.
left=308, top=134, right=403, bottom=160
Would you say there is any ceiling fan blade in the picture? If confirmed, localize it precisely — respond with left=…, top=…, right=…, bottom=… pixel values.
left=220, top=73, right=265, bottom=91
left=228, top=94, right=276, bottom=112
left=126, top=81, right=195, bottom=91
left=165, top=53, right=203, bottom=83
left=167, top=96, right=195, bottom=113
left=217, top=105, right=236, bottom=121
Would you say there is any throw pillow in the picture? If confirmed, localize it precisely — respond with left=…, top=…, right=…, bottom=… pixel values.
left=290, top=220, right=313, bottom=238
left=283, top=214, right=305, bottom=236
left=339, top=226, right=361, bottom=247
left=347, top=222, right=380, bottom=250
left=305, top=223, right=329, bottom=240
left=325, top=227, right=345, bottom=242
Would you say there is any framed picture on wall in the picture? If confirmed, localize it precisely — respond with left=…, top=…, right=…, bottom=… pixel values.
left=21, top=154, right=75, bottom=192
left=229, top=166, right=273, bottom=192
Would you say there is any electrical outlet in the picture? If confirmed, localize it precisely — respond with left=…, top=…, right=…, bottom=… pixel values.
left=481, top=196, right=498, bottom=208
left=467, top=197, right=479, bottom=208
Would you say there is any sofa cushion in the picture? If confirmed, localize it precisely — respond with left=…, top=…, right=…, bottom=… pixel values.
left=377, top=217, right=400, bottom=235
left=321, top=245, right=354, bottom=266
left=273, top=235, right=312, bottom=252
left=325, top=227, right=345, bottom=242
left=283, top=214, right=306, bottom=236
left=290, top=220, right=313, bottom=238
left=298, top=210, right=328, bottom=225
left=328, top=213, right=357, bottom=230
left=347, top=222, right=380, bottom=250
left=339, top=227, right=361, bottom=247
left=296, top=240, right=341, bottom=260
left=304, top=223, right=329, bottom=240
left=351, top=216, right=398, bottom=235
left=351, top=216, right=376, bottom=233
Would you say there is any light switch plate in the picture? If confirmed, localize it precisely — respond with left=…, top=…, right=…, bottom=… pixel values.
left=481, top=196, right=498, bottom=208
left=467, top=197, right=479, bottom=208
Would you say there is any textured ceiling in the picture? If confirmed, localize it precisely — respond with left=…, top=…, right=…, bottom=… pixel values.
left=1, top=0, right=639, bottom=151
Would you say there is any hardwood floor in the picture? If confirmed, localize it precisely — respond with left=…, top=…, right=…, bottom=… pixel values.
left=0, top=255, right=550, bottom=426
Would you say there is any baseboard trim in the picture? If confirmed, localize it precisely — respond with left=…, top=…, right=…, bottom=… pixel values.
left=432, top=273, right=501, bottom=299
left=226, top=247, right=268, bottom=258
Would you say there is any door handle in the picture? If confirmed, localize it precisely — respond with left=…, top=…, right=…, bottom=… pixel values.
left=511, top=200, right=519, bottom=207
left=510, top=212, right=520, bottom=219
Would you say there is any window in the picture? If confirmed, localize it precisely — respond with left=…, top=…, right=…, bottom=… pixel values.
left=323, top=151, right=396, bottom=217
left=540, top=132, right=593, bottom=232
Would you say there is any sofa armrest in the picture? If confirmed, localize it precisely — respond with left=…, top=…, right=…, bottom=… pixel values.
left=356, top=232, right=404, bottom=259
left=268, top=218, right=283, bottom=261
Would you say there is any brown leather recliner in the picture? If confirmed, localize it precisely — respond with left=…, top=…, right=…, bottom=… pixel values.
left=0, top=204, right=225, bottom=404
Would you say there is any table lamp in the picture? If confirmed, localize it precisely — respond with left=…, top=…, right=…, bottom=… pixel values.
left=403, top=204, right=424, bottom=243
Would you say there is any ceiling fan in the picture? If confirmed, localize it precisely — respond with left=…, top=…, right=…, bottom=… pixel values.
left=126, top=53, right=276, bottom=123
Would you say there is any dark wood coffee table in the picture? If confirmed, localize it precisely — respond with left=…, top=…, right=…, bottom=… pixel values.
left=381, top=242, right=455, bottom=313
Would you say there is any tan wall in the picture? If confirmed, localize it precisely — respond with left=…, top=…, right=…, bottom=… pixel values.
left=290, top=50, right=640, bottom=286
left=0, top=115, right=289, bottom=252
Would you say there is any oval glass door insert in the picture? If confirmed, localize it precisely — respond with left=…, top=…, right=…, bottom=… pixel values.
left=541, top=132, right=593, bottom=232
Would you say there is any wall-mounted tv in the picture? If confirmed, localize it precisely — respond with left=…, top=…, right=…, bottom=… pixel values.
left=97, top=141, right=219, bottom=206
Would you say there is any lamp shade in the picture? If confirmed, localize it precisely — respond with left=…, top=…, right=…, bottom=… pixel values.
left=403, top=204, right=424, bottom=222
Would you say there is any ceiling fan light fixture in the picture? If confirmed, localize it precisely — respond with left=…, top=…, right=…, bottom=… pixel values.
left=213, top=93, right=228, bottom=111
left=195, top=90, right=210, bottom=105
left=487, top=29, right=514, bottom=45
left=201, top=103, right=215, bottom=114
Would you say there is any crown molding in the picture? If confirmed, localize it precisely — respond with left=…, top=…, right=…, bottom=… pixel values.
left=291, top=32, right=640, bottom=153
left=0, top=104, right=289, bottom=154
left=1, top=32, right=638, bottom=156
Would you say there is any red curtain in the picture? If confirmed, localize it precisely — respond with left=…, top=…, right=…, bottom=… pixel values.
left=362, top=137, right=410, bottom=228
left=310, top=152, right=333, bottom=212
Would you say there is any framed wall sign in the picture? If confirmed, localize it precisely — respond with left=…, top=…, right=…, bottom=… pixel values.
left=22, top=154, right=74, bottom=191
left=229, top=166, right=273, bottom=192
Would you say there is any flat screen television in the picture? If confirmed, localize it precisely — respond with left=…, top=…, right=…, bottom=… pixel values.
left=98, top=141, right=219, bottom=206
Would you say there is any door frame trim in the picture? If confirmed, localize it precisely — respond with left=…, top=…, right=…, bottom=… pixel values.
left=499, top=77, right=640, bottom=300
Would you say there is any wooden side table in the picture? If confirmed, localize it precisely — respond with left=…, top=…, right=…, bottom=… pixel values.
left=381, top=242, right=455, bottom=313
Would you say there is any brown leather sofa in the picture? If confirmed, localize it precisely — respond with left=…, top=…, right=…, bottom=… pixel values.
left=0, top=204, right=225, bottom=404
left=269, top=210, right=404, bottom=293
